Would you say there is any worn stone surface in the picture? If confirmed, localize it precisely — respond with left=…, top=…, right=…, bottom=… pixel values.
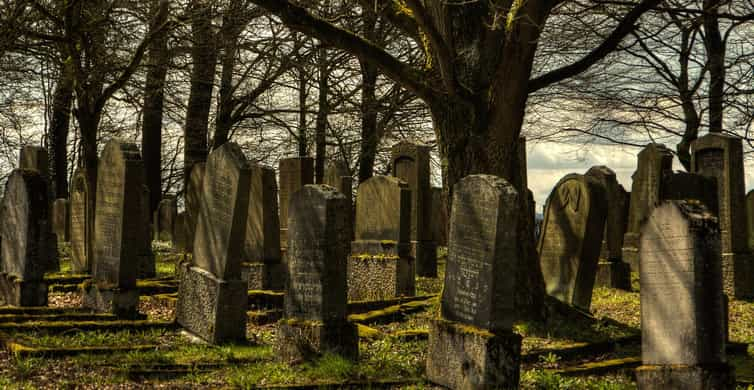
left=241, top=165, right=282, bottom=290
left=354, top=176, right=411, bottom=244
left=594, top=261, right=631, bottom=291
left=173, top=212, right=187, bottom=251
left=70, top=169, right=93, bottom=273
left=19, top=146, right=49, bottom=176
left=636, top=364, right=734, bottom=390
left=136, top=186, right=156, bottom=278
left=52, top=198, right=70, bottom=242
left=431, top=187, right=449, bottom=247
left=154, top=196, right=177, bottom=242
left=81, top=283, right=140, bottom=319
left=640, top=201, right=726, bottom=366
left=0, top=276, right=48, bottom=306
left=538, top=174, right=607, bottom=311
left=660, top=172, right=718, bottom=212
left=747, top=190, right=754, bottom=252
left=241, top=262, right=285, bottom=291
left=276, top=320, right=358, bottom=363
left=278, top=157, right=314, bottom=248
left=323, top=160, right=353, bottom=207
left=347, top=255, right=415, bottom=301
left=184, top=163, right=206, bottom=253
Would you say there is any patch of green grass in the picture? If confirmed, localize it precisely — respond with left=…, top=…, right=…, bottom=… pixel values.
left=10, top=328, right=171, bottom=348
left=521, top=370, right=635, bottom=389
left=358, top=337, right=426, bottom=379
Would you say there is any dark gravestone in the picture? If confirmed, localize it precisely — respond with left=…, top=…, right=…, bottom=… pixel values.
left=153, top=196, right=177, bottom=242
left=183, top=162, right=205, bottom=253
left=427, top=175, right=522, bottom=389
left=623, top=144, right=674, bottom=272
left=83, top=141, right=151, bottom=318
left=52, top=198, right=70, bottom=243
left=538, top=174, right=607, bottom=311
left=176, top=142, right=249, bottom=344
left=636, top=201, right=733, bottom=389
left=324, top=161, right=353, bottom=240
left=173, top=212, right=187, bottom=251
left=278, top=157, right=314, bottom=250
left=430, top=187, right=449, bottom=247
left=585, top=166, right=631, bottom=290
left=277, top=185, right=357, bottom=362
left=349, top=176, right=414, bottom=301
left=70, top=169, right=93, bottom=273
left=19, top=146, right=49, bottom=176
left=240, top=164, right=283, bottom=290
left=0, top=170, right=52, bottom=306
left=391, top=141, right=437, bottom=277
left=691, top=134, right=753, bottom=299
left=747, top=190, right=754, bottom=252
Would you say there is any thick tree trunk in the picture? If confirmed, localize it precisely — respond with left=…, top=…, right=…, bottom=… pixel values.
left=704, top=0, right=724, bottom=133
left=48, top=60, right=74, bottom=198
left=213, top=4, right=246, bottom=150
left=314, top=46, right=329, bottom=183
left=297, top=65, right=308, bottom=156
left=357, top=10, right=379, bottom=184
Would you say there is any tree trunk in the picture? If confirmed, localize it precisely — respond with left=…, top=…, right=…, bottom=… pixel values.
left=357, top=10, right=378, bottom=184
left=213, top=4, right=246, bottom=150
left=297, top=65, right=308, bottom=156
left=703, top=0, right=724, bottom=133
left=314, top=46, right=329, bottom=183
left=48, top=59, right=74, bottom=198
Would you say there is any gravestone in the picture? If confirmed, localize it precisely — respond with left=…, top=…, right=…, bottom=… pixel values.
left=176, top=142, right=249, bottom=344
left=278, top=157, right=314, bottom=249
left=747, top=190, right=754, bottom=252
left=427, top=175, right=522, bottom=389
left=431, top=187, right=448, bottom=247
left=636, top=200, right=733, bottom=389
left=276, top=185, right=358, bottom=362
left=240, top=164, right=283, bottom=290
left=52, top=198, right=70, bottom=243
left=153, top=196, right=177, bottom=242
left=173, top=212, right=187, bottom=251
left=585, top=166, right=631, bottom=290
left=0, top=170, right=52, bottom=306
left=183, top=162, right=205, bottom=253
left=70, top=169, right=93, bottom=273
left=19, top=146, right=49, bottom=176
left=391, top=141, right=437, bottom=277
left=348, top=176, right=414, bottom=301
left=537, top=174, right=607, bottom=311
left=82, top=140, right=150, bottom=318
left=323, top=160, right=352, bottom=207
left=691, top=133, right=753, bottom=299
left=623, top=144, right=674, bottom=272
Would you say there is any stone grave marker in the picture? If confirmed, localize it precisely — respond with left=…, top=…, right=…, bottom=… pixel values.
left=184, top=162, right=205, bottom=253
left=70, top=169, right=93, bottom=273
left=430, top=187, right=448, bottom=247
left=173, top=212, right=187, bottom=251
left=19, top=146, right=49, bottom=176
left=52, top=198, right=70, bottom=243
left=278, top=157, right=314, bottom=249
left=747, top=190, right=754, bottom=252
left=153, top=196, right=177, bottom=242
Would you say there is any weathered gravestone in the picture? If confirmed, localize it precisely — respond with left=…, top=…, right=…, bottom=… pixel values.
left=323, top=160, right=353, bottom=208
left=276, top=185, right=358, bottom=362
left=52, top=198, right=70, bottom=243
left=348, top=176, right=414, bottom=301
left=747, top=190, right=754, bottom=252
left=691, top=133, right=754, bottom=299
left=538, top=174, right=607, bottom=311
left=153, top=196, right=177, bottom=242
left=173, top=212, right=187, bottom=251
left=623, top=144, right=674, bottom=272
left=431, top=187, right=449, bottom=247
left=176, top=142, right=249, bottom=344
left=585, top=166, right=631, bottom=290
left=278, top=157, right=314, bottom=249
left=391, top=141, right=437, bottom=277
left=70, top=169, right=93, bottom=273
left=183, top=162, right=205, bottom=253
left=427, top=175, right=522, bottom=389
left=19, top=146, right=49, bottom=175
left=240, top=164, right=283, bottom=290
left=82, top=141, right=151, bottom=318
left=0, top=170, right=52, bottom=306
left=636, top=200, right=733, bottom=389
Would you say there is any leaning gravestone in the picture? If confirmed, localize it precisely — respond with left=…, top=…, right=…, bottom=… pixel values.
left=391, top=141, right=437, bottom=277
left=747, top=190, right=754, bottom=252
left=183, top=162, right=205, bottom=253
left=278, top=157, right=314, bottom=249
left=348, top=176, right=414, bottom=301
left=70, top=169, right=93, bottom=273
left=427, top=175, right=522, bottom=389
left=176, top=142, right=249, bottom=344
left=276, top=185, right=357, bottom=362
left=82, top=140, right=150, bottom=318
left=691, top=133, right=753, bottom=299
left=153, top=196, right=177, bottom=242
left=52, top=198, right=70, bottom=243
left=636, top=200, right=733, bottom=389
left=240, top=164, right=283, bottom=290
left=585, top=166, right=631, bottom=290
left=623, top=144, right=674, bottom=272
left=538, top=173, right=607, bottom=311
left=0, top=170, right=52, bottom=306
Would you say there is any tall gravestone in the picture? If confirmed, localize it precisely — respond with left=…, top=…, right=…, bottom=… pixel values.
left=691, top=134, right=753, bottom=299
left=348, top=176, right=414, bottom=301
left=538, top=174, right=607, bottom=311
left=52, top=198, right=71, bottom=243
left=431, top=187, right=449, bottom=247
left=240, top=164, right=283, bottom=290
left=747, top=190, right=754, bottom=252
left=70, top=169, right=93, bottom=273
left=19, top=146, right=49, bottom=176
left=427, top=175, right=522, bottom=389
left=391, top=141, right=437, bottom=277
left=183, top=162, right=205, bottom=253
left=153, top=196, right=177, bottom=242
left=278, top=157, right=314, bottom=249
left=0, top=170, right=52, bottom=306
left=623, top=144, right=674, bottom=272
left=324, top=161, right=353, bottom=239
left=585, top=166, right=631, bottom=290
left=176, top=142, right=249, bottom=344
left=82, top=141, right=150, bottom=318
left=276, top=185, right=357, bottom=362
left=173, top=212, right=187, bottom=251
left=636, top=201, right=733, bottom=389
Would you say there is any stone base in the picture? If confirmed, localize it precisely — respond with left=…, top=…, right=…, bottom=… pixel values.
left=636, top=364, right=734, bottom=390
left=622, top=247, right=639, bottom=273
left=427, top=319, right=521, bottom=390
left=723, top=252, right=754, bottom=299
left=347, top=254, right=415, bottom=301
left=413, top=241, right=437, bottom=278
left=275, top=320, right=358, bottom=363
left=0, top=273, right=47, bottom=306
left=81, top=283, right=139, bottom=318
left=350, top=240, right=411, bottom=258
left=176, top=263, right=247, bottom=344
left=241, top=262, right=284, bottom=291
left=594, top=261, right=631, bottom=290
left=138, top=254, right=156, bottom=279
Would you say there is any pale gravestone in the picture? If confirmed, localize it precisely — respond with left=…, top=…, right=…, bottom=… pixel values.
left=176, top=142, right=249, bottom=344
left=240, top=164, right=283, bottom=290
left=0, top=170, right=52, bottom=306
left=183, top=162, right=205, bottom=253
left=276, top=185, right=358, bottom=362
left=391, top=141, right=437, bottom=277
left=538, top=174, right=607, bottom=311
left=636, top=201, right=733, bottom=389
left=430, top=187, right=448, bottom=247
left=348, top=176, right=414, bottom=301
left=691, top=134, right=753, bottom=299
left=52, top=198, right=70, bottom=242
left=278, top=157, right=314, bottom=249
left=70, top=169, right=93, bottom=273
left=623, top=144, right=673, bottom=272
left=153, top=196, right=177, bottom=242
left=585, top=166, right=631, bottom=290
left=427, top=175, right=522, bottom=389
left=83, top=141, right=151, bottom=318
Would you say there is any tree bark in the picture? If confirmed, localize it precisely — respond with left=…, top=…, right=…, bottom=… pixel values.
left=314, top=46, right=329, bottom=183
left=357, top=10, right=379, bottom=184
left=703, top=0, right=725, bottom=133
left=297, top=64, right=308, bottom=157
left=48, top=58, right=74, bottom=198
left=212, top=3, right=247, bottom=150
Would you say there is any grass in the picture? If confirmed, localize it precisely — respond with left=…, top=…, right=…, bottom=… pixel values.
left=8, top=328, right=172, bottom=349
